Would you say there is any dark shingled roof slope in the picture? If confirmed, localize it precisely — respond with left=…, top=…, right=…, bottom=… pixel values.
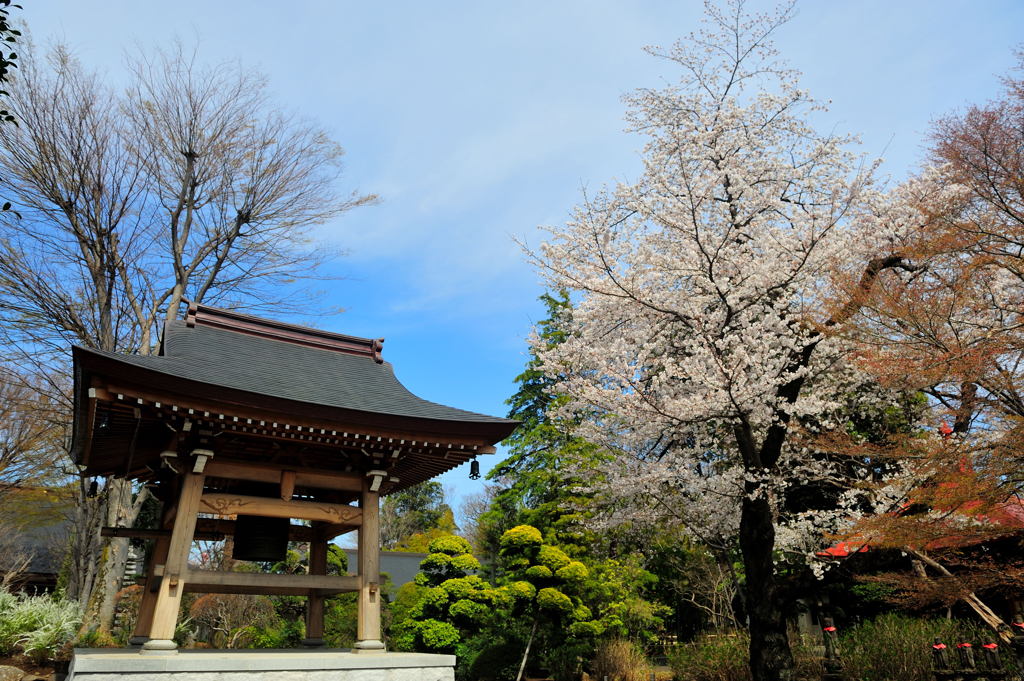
left=78, top=319, right=515, bottom=428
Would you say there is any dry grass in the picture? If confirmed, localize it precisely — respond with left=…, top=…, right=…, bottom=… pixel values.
left=591, top=638, right=652, bottom=681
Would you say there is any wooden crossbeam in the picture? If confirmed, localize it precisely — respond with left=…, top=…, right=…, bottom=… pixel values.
left=102, top=517, right=319, bottom=543
left=180, top=583, right=360, bottom=596
left=203, top=460, right=362, bottom=493
left=152, top=567, right=360, bottom=597
left=199, top=492, right=362, bottom=525
left=102, top=527, right=225, bottom=542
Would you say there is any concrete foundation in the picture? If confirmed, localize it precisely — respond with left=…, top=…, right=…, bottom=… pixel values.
left=68, top=649, right=455, bottom=681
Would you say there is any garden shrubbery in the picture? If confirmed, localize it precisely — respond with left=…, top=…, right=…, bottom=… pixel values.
left=591, top=638, right=652, bottom=681
left=0, top=588, right=82, bottom=663
left=669, top=614, right=1001, bottom=681
left=840, top=613, right=996, bottom=681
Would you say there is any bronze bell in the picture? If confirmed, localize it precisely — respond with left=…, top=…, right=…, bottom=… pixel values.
left=232, top=515, right=289, bottom=562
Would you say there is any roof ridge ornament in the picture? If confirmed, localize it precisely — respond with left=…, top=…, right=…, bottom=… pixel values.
left=181, top=300, right=384, bottom=363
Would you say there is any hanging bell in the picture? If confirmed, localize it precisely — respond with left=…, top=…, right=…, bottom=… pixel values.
left=469, top=458, right=481, bottom=480
left=232, top=515, right=289, bottom=562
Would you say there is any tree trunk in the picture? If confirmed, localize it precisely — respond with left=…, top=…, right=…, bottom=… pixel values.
left=740, top=494, right=794, bottom=681
left=907, top=547, right=1012, bottom=643
left=515, top=618, right=539, bottom=681
left=86, top=482, right=150, bottom=632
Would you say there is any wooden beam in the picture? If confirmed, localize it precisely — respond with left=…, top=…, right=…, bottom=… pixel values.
left=131, top=531, right=169, bottom=644
left=355, top=477, right=384, bottom=650
left=204, top=460, right=362, bottom=493
left=103, top=527, right=226, bottom=541
left=101, top=518, right=318, bottom=543
left=99, top=379, right=498, bottom=450
left=280, top=470, right=296, bottom=501
left=180, top=583, right=355, bottom=597
left=145, top=471, right=205, bottom=651
left=305, top=523, right=328, bottom=645
left=199, top=492, right=362, bottom=525
left=153, top=567, right=359, bottom=593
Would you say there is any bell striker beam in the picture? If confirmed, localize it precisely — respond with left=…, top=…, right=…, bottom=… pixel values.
left=355, top=471, right=384, bottom=651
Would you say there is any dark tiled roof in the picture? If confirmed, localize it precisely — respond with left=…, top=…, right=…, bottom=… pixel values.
left=78, top=319, right=515, bottom=427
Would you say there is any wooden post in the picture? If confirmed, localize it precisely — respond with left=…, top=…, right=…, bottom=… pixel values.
left=129, top=534, right=170, bottom=645
left=142, top=471, right=206, bottom=653
left=354, top=472, right=384, bottom=651
left=303, top=522, right=327, bottom=647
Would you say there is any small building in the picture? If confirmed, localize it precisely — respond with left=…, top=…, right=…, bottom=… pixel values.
left=342, top=550, right=428, bottom=591
left=69, top=302, right=516, bottom=679
left=0, top=485, right=69, bottom=593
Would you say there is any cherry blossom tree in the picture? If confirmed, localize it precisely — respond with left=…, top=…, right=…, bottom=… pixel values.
left=527, top=2, right=928, bottom=679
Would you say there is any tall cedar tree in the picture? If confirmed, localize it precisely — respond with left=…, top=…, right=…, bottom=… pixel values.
left=481, top=292, right=599, bottom=558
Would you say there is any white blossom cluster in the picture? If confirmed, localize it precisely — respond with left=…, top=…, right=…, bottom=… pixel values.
left=528, top=0, right=927, bottom=569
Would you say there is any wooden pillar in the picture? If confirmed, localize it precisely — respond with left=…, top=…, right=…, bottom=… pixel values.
left=303, top=522, right=327, bottom=647
left=129, top=534, right=169, bottom=645
left=354, top=472, right=384, bottom=651
left=142, top=471, right=205, bottom=653
left=132, top=487, right=180, bottom=645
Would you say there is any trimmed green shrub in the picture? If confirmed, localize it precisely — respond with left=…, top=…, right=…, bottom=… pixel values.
left=428, top=535, right=473, bottom=556
left=500, top=525, right=542, bottom=551
left=417, top=619, right=460, bottom=650
left=537, top=587, right=573, bottom=614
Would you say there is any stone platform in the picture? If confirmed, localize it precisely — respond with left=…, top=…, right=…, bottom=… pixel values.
left=68, top=649, right=455, bottom=681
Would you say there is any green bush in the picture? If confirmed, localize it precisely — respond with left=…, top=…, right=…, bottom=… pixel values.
left=668, top=632, right=751, bottom=681
left=668, top=632, right=824, bottom=681
left=0, top=589, right=82, bottom=662
left=668, top=616, right=999, bottom=681
left=555, top=561, right=588, bottom=582
left=417, top=618, right=460, bottom=650
left=247, top=619, right=305, bottom=648
left=20, top=603, right=82, bottom=664
left=500, top=525, right=542, bottom=552
left=461, top=634, right=523, bottom=681
left=841, top=613, right=993, bottom=681
left=537, top=545, right=571, bottom=571
left=428, top=535, right=473, bottom=556
left=537, top=587, right=573, bottom=614
left=507, top=581, right=536, bottom=600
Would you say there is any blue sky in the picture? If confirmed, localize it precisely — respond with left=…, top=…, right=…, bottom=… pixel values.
left=27, top=1, right=1024, bottom=519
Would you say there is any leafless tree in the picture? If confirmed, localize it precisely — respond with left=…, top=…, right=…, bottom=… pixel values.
left=190, top=593, right=276, bottom=649
left=0, top=366, right=64, bottom=488
left=0, top=40, right=375, bottom=630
